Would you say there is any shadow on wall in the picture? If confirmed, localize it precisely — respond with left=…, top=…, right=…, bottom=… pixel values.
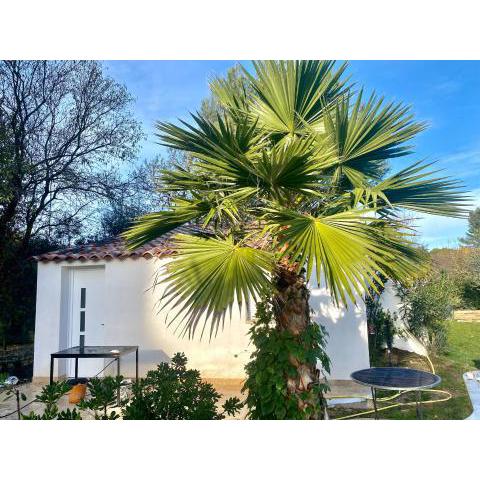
left=309, top=284, right=370, bottom=380
left=137, top=258, right=253, bottom=379
left=102, top=349, right=171, bottom=378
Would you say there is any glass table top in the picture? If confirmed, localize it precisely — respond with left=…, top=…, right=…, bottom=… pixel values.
left=351, top=367, right=441, bottom=390
left=51, top=346, right=138, bottom=358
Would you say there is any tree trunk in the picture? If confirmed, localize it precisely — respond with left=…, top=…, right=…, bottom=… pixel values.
left=273, top=261, right=324, bottom=419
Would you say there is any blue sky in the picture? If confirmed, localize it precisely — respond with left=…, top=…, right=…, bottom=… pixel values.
left=104, top=60, right=480, bottom=249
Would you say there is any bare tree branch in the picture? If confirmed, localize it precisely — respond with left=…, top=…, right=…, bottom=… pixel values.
left=0, top=60, right=143, bottom=253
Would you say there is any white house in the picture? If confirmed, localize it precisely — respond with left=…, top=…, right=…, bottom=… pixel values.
left=32, top=230, right=371, bottom=383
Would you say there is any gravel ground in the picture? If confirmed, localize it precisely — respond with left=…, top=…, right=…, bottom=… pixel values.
left=1, top=378, right=370, bottom=420
left=0, top=381, right=127, bottom=420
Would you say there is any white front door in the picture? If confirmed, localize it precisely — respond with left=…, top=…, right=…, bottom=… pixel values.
left=68, top=267, right=106, bottom=377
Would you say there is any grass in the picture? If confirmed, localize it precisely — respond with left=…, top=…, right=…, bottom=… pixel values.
left=330, top=320, right=480, bottom=420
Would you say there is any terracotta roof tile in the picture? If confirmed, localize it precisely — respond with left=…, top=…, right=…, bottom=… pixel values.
left=32, top=226, right=203, bottom=262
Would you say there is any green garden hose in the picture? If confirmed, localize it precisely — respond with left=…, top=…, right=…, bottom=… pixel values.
left=333, top=388, right=452, bottom=420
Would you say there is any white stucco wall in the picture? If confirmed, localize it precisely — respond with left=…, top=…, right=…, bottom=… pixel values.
left=33, top=262, right=65, bottom=380
left=33, top=258, right=253, bottom=380
left=33, top=257, right=371, bottom=381
left=309, top=279, right=370, bottom=380
left=102, top=257, right=255, bottom=378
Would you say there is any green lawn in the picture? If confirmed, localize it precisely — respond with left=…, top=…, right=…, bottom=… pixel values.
left=331, top=321, right=480, bottom=420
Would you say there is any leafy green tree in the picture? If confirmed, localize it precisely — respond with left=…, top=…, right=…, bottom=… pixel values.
left=0, top=60, right=142, bottom=349
left=93, top=155, right=183, bottom=241
left=456, top=208, right=480, bottom=306
left=456, top=248, right=480, bottom=309
left=124, top=61, right=467, bottom=418
left=0, top=115, right=13, bottom=205
left=200, top=64, right=250, bottom=122
left=430, top=246, right=480, bottom=308
left=398, top=272, right=460, bottom=352
left=0, top=60, right=142, bottom=255
left=460, top=207, right=480, bottom=247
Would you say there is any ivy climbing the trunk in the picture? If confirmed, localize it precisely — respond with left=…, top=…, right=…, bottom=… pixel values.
left=243, top=270, right=331, bottom=420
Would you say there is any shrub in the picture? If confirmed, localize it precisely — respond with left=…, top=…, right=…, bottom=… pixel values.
left=430, top=246, right=480, bottom=309
left=455, top=249, right=480, bottom=309
left=398, top=273, right=459, bottom=352
left=461, top=280, right=480, bottom=309
left=122, top=353, right=242, bottom=420
left=22, top=381, right=82, bottom=420
left=22, top=378, right=123, bottom=420
left=365, top=289, right=396, bottom=360
left=242, top=297, right=330, bottom=420
left=78, top=376, right=124, bottom=420
left=20, top=355, right=242, bottom=420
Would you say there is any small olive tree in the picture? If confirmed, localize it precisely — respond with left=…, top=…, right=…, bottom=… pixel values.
left=399, top=273, right=460, bottom=352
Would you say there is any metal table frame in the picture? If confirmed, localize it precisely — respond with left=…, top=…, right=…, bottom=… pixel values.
left=351, top=367, right=441, bottom=419
left=49, top=345, right=139, bottom=405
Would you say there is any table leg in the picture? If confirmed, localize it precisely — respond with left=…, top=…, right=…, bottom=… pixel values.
left=135, top=347, right=139, bottom=384
left=74, top=358, right=79, bottom=381
left=371, top=387, right=378, bottom=419
left=117, top=357, right=121, bottom=406
left=416, top=390, right=423, bottom=420
left=50, top=356, right=54, bottom=385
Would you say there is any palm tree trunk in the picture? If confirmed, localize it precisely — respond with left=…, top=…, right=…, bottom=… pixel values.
left=273, top=261, right=324, bottom=419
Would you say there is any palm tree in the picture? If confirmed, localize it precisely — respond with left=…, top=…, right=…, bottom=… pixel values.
left=124, top=61, right=467, bottom=418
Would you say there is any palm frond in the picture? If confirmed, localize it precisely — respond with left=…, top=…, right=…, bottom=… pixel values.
left=199, top=192, right=249, bottom=227
left=122, top=199, right=211, bottom=249
left=158, top=164, right=208, bottom=192
left=253, top=137, right=333, bottom=203
left=158, top=234, right=274, bottom=338
left=156, top=113, right=264, bottom=190
left=373, top=222, right=428, bottom=280
left=245, top=60, right=349, bottom=136
left=355, top=161, right=470, bottom=217
left=262, top=207, right=423, bottom=304
left=324, top=91, right=426, bottom=184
